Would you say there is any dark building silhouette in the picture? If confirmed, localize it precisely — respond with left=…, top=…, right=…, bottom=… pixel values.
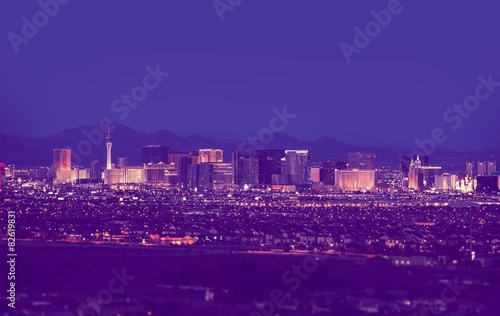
left=142, top=145, right=169, bottom=164
left=400, top=155, right=410, bottom=175
left=476, top=176, right=499, bottom=193
left=89, top=160, right=101, bottom=180
left=348, top=152, right=376, bottom=170
left=321, top=160, right=336, bottom=185
left=178, top=156, right=193, bottom=188
left=321, top=160, right=347, bottom=185
left=257, top=150, right=285, bottom=185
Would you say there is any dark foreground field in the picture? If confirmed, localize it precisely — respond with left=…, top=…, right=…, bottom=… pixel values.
left=2, top=241, right=500, bottom=315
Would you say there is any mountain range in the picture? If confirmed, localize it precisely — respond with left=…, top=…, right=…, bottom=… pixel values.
left=0, top=123, right=499, bottom=172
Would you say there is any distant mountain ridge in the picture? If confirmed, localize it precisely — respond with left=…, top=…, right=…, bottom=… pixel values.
left=0, top=123, right=499, bottom=172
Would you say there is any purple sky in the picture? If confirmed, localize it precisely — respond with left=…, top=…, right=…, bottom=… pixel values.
left=0, top=1, right=499, bottom=150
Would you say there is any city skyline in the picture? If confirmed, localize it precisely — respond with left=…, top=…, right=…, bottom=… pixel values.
left=13, top=123, right=498, bottom=194
left=2, top=2, right=500, bottom=315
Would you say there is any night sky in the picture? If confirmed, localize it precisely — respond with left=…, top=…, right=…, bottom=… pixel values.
left=1, top=1, right=499, bottom=151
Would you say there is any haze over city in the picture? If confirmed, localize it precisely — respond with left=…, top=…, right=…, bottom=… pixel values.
left=1, top=1, right=500, bottom=150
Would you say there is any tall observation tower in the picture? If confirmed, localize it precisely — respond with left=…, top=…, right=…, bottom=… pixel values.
left=106, top=126, right=112, bottom=170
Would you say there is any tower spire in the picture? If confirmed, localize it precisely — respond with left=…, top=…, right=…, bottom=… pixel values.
left=105, top=125, right=112, bottom=170
left=106, top=125, right=112, bottom=142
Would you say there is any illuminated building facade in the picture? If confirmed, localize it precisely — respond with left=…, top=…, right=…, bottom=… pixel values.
left=401, top=155, right=429, bottom=177
left=466, top=161, right=474, bottom=178
left=487, top=161, right=497, bottom=176
left=335, top=169, right=376, bottom=191
left=144, top=162, right=177, bottom=184
left=53, top=149, right=72, bottom=184
left=199, top=149, right=223, bottom=163
left=123, top=167, right=146, bottom=184
left=310, top=167, right=321, bottom=183
left=104, top=169, right=124, bottom=185
left=284, top=150, right=310, bottom=185
left=71, top=166, right=89, bottom=183
left=213, top=163, right=233, bottom=189
left=477, top=162, right=487, bottom=177
left=435, top=173, right=458, bottom=191
left=408, top=156, right=442, bottom=190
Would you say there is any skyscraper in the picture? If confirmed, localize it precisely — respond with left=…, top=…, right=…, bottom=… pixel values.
left=90, top=160, right=101, bottom=181
left=106, top=126, right=112, bottom=170
left=477, top=162, right=487, bottom=177
left=233, top=151, right=258, bottom=185
left=284, top=150, right=310, bottom=185
left=321, top=160, right=336, bottom=185
left=53, top=149, right=72, bottom=184
left=178, top=156, right=193, bottom=188
left=187, top=163, right=214, bottom=190
left=408, top=156, right=441, bottom=190
left=213, top=163, right=233, bottom=189
left=487, top=161, right=497, bottom=176
left=348, top=152, right=376, bottom=170
left=400, top=155, right=411, bottom=175
left=168, top=150, right=199, bottom=170
left=320, top=160, right=347, bottom=185
left=142, top=145, right=169, bottom=164
left=408, top=156, right=423, bottom=190
left=466, top=161, right=474, bottom=178
left=256, top=150, right=285, bottom=185
left=412, top=155, right=429, bottom=167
